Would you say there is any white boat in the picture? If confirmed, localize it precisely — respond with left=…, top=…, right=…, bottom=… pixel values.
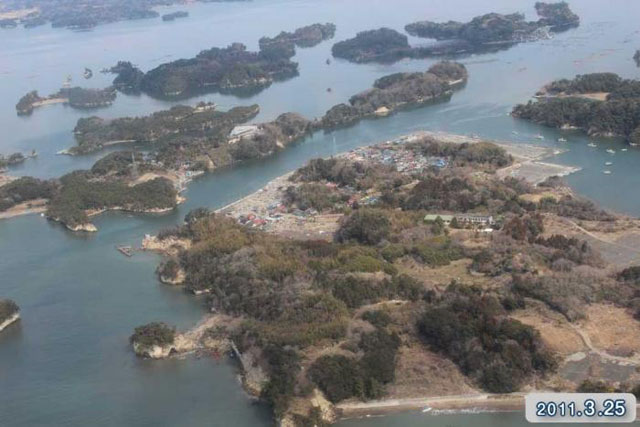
left=605, top=162, right=613, bottom=166
left=512, top=131, right=519, bottom=135
left=606, top=149, right=616, bottom=154
left=621, top=148, right=628, bottom=152
left=603, top=170, right=612, bottom=175
left=535, top=134, right=545, bottom=140
left=558, top=137, right=567, bottom=142
left=587, top=143, right=597, bottom=147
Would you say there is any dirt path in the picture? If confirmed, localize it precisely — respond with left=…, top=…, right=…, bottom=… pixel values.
left=568, top=323, right=640, bottom=366
left=559, top=217, right=640, bottom=255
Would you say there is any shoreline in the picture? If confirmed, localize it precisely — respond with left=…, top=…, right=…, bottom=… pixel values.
left=336, top=393, right=526, bottom=419
left=0, top=313, right=20, bottom=332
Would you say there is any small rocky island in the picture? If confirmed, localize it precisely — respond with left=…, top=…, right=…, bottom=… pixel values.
left=107, top=23, right=336, bottom=99
left=332, top=2, right=579, bottom=63
left=512, top=72, right=640, bottom=144
left=0, top=152, right=27, bottom=169
left=130, top=322, right=176, bottom=358
left=0, top=299, right=20, bottom=333
left=16, top=86, right=117, bottom=115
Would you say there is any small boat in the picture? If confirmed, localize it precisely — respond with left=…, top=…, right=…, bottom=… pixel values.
left=621, top=148, right=628, bottom=152
left=512, top=131, right=519, bottom=135
left=83, top=67, right=93, bottom=79
left=558, top=137, right=567, bottom=142
left=603, top=170, right=612, bottom=175
left=588, top=143, right=597, bottom=147
left=606, top=149, right=616, bottom=154
left=535, top=134, right=545, bottom=140
left=605, top=161, right=613, bottom=166
left=326, top=58, right=331, bottom=65
left=326, top=87, right=332, bottom=93
left=422, top=407, right=432, bottom=413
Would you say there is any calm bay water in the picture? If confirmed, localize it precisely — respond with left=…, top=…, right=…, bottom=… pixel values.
left=1, top=0, right=640, bottom=425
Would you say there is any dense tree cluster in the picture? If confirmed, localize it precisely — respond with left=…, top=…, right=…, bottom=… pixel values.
left=418, top=284, right=556, bottom=392
left=309, top=328, right=400, bottom=402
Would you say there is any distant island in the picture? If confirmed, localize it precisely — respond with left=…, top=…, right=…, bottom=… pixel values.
left=0, top=299, right=20, bottom=333
left=512, top=72, right=640, bottom=144
left=16, top=86, right=116, bottom=115
left=0, top=0, right=250, bottom=30
left=107, top=23, right=336, bottom=99
left=162, top=11, right=188, bottom=22
left=134, top=131, right=640, bottom=424
left=331, top=2, right=579, bottom=63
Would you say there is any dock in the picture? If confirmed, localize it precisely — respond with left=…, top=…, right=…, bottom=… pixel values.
left=116, top=245, right=134, bottom=257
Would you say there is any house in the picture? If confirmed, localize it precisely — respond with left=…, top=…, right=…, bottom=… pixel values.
left=228, top=125, right=259, bottom=144
left=424, top=213, right=495, bottom=227
left=456, top=214, right=495, bottom=226
left=424, top=214, right=454, bottom=224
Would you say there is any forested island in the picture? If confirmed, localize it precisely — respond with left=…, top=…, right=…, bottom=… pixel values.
left=321, top=61, right=467, bottom=129
left=332, top=2, right=579, bottom=63
left=16, top=87, right=116, bottom=115
left=512, top=73, right=640, bottom=144
left=107, top=23, right=335, bottom=99
left=0, top=0, right=250, bottom=30
left=73, top=60, right=466, bottom=157
left=0, top=299, right=20, bottom=333
left=135, top=133, right=640, bottom=424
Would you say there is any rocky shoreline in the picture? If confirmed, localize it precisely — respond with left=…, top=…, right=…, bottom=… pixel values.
left=0, top=313, right=20, bottom=333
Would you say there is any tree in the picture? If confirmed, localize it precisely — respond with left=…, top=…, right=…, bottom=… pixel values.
left=335, top=209, right=390, bottom=245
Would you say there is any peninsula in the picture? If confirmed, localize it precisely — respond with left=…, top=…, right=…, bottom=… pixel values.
left=331, top=2, right=579, bottom=64
left=16, top=87, right=116, bottom=115
left=107, top=23, right=336, bottom=99
left=512, top=72, right=640, bottom=144
left=137, top=132, right=640, bottom=424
